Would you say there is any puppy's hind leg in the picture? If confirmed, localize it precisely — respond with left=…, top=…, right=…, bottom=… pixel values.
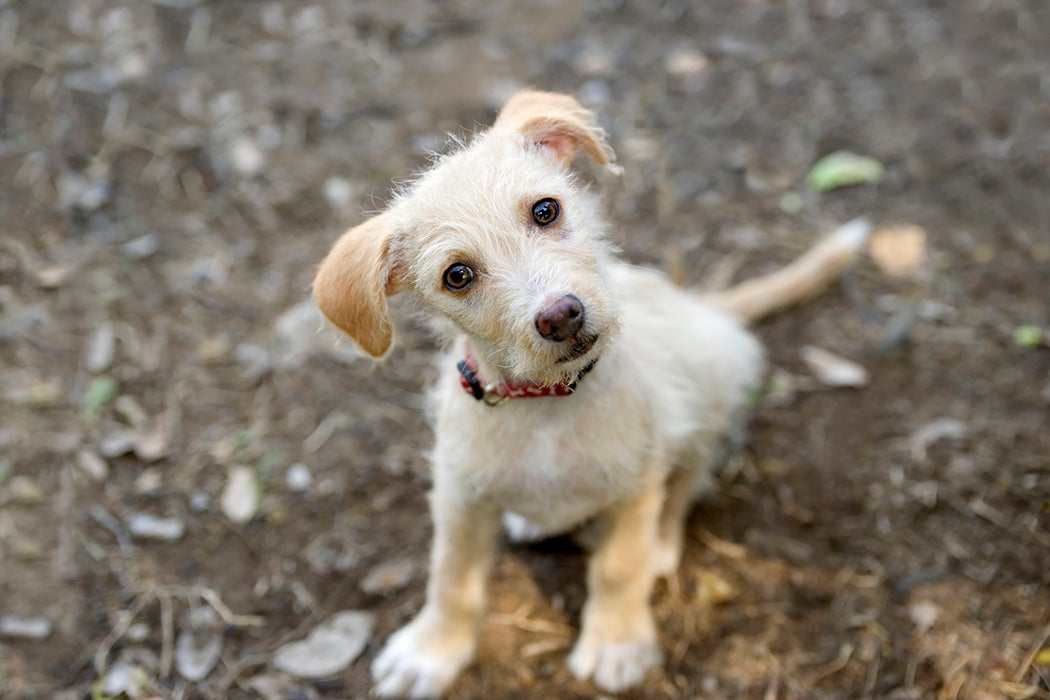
left=652, top=468, right=700, bottom=577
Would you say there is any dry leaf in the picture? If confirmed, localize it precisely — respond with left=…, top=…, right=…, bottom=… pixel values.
left=868, top=225, right=927, bottom=278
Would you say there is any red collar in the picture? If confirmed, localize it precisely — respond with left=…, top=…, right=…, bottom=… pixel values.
left=456, top=347, right=598, bottom=406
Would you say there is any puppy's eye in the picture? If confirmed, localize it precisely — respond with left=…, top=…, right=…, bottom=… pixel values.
left=531, top=198, right=560, bottom=226
left=443, top=263, right=474, bottom=291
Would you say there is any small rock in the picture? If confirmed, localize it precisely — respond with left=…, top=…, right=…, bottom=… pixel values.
left=99, top=429, right=136, bottom=458
left=7, top=476, right=43, bottom=504
left=285, top=463, right=312, bottom=492
left=113, top=395, right=148, bottom=429
left=188, top=491, right=211, bottom=513
left=229, top=135, right=265, bottom=177
left=125, top=623, right=150, bottom=643
left=84, top=323, right=116, bottom=373
left=272, top=611, right=375, bottom=679
left=174, top=607, right=223, bottom=682
left=665, top=47, right=710, bottom=78
left=127, top=513, right=186, bottom=541
left=75, top=449, right=109, bottom=481
left=121, top=233, right=161, bottom=260
left=360, top=559, right=415, bottom=595
left=133, top=419, right=170, bottom=462
left=0, top=615, right=53, bottom=640
left=100, top=659, right=139, bottom=696
left=133, top=468, right=163, bottom=495
left=800, top=345, right=869, bottom=388
left=322, top=177, right=355, bottom=211
left=221, top=466, right=259, bottom=524
left=35, top=264, right=74, bottom=289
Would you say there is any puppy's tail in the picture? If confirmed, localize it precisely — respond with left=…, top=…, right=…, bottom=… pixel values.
left=707, top=218, right=872, bottom=324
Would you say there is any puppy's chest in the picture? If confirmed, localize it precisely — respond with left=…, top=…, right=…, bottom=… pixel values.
left=437, top=400, right=654, bottom=528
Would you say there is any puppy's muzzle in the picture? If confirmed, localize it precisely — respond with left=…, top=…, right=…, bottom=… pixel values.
left=535, top=294, right=585, bottom=342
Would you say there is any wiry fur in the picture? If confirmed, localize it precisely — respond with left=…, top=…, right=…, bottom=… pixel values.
left=312, top=90, right=869, bottom=698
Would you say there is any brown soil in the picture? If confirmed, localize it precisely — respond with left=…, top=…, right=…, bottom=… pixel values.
left=1, top=2, right=1048, bottom=699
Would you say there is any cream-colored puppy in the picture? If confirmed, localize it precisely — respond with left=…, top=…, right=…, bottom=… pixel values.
left=313, top=91, right=869, bottom=698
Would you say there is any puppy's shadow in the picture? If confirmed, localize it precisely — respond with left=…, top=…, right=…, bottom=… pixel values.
left=504, top=533, right=589, bottom=618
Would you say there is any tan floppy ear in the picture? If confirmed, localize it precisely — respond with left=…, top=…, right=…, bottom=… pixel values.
left=312, top=212, right=403, bottom=358
left=493, top=90, right=619, bottom=170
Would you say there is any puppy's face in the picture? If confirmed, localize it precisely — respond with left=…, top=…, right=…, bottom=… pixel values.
left=390, top=134, right=620, bottom=384
left=313, top=91, right=622, bottom=385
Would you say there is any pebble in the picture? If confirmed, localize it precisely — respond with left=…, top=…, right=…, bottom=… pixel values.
left=665, top=47, right=710, bottom=78
left=127, top=513, right=186, bottom=541
left=273, top=611, right=375, bottom=679
left=322, top=177, right=354, bottom=211
left=0, top=615, right=53, bottom=640
left=84, top=322, right=116, bottom=373
left=120, top=233, right=161, bottom=260
left=75, top=449, right=109, bottom=481
left=188, top=491, right=211, bottom=513
left=285, top=463, right=312, bottom=492
left=99, top=429, right=136, bottom=458
left=174, top=607, right=223, bottom=682
left=221, top=466, right=259, bottom=524
left=360, top=558, right=415, bottom=595
left=229, top=135, right=265, bottom=177
left=7, top=476, right=43, bottom=504
left=800, top=345, right=869, bottom=388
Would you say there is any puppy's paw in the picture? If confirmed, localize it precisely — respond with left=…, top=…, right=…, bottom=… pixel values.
left=371, top=617, right=475, bottom=699
left=566, top=626, right=662, bottom=692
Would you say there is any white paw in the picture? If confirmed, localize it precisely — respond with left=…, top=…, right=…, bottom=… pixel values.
left=502, top=511, right=546, bottom=543
left=567, top=633, right=663, bottom=692
left=371, top=617, right=475, bottom=699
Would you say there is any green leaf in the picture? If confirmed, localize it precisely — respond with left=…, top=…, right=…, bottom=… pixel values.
left=83, top=376, right=119, bottom=411
left=1014, top=324, right=1044, bottom=348
left=806, top=151, right=884, bottom=192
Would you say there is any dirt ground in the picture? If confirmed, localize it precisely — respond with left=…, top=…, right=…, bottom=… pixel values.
left=2, top=1, right=1048, bottom=698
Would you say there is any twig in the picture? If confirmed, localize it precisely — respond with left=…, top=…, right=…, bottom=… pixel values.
left=94, top=591, right=155, bottom=673
left=88, top=505, right=133, bottom=551
left=215, top=652, right=271, bottom=696
left=1012, top=622, right=1050, bottom=683
left=162, top=585, right=265, bottom=628
left=810, top=642, right=855, bottom=684
left=159, top=590, right=174, bottom=677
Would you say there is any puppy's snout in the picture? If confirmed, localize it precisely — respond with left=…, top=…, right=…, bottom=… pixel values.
left=535, top=294, right=585, bottom=342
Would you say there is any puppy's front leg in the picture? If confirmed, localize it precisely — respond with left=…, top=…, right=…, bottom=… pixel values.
left=567, top=480, right=664, bottom=692
left=372, top=486, right=499, bottom=699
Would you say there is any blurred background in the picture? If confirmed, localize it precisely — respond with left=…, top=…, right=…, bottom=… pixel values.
left=1, top=1, right=1048, bottom=698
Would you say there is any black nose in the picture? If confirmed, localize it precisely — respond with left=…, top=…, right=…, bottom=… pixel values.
left=535, top=294, right=585, bottom=342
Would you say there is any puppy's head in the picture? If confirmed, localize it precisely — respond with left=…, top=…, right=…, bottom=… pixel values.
left=313, top=91, right=622, bottom=385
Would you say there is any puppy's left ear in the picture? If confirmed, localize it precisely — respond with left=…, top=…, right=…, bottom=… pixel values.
left=312, top=212, right=404, bottom=358
left=493, top=90, right=620, bottom=172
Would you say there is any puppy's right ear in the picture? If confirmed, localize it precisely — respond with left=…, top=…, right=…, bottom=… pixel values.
left=493, top=90, right=619, bottom=172
left=313, top=212, right=403, bottom=358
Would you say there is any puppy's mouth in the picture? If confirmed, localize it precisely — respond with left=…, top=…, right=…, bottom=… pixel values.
left=557, top=334, right=599, bottom=363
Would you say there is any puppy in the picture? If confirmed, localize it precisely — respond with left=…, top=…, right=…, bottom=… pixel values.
left=312, top=91, right=869, bottom=698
